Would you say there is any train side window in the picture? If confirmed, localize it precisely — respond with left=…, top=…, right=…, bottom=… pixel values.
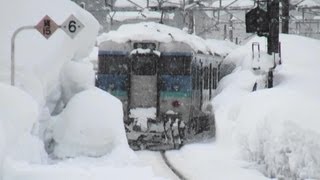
left=209, top=64, right=212, bottom=99
left=159, top=56, right=191, bottom=75
left=192, top=64, right=196, bottom=90
left=209, top=64, right=212, bottom=90
left=196, top=66, right=200, bottom=90
left=204, top=67, right=209, bottom=89
left=213, top=68, right=217, bottom=89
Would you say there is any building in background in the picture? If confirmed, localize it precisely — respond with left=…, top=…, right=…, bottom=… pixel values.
left=71, top=0, right=320, bottom=41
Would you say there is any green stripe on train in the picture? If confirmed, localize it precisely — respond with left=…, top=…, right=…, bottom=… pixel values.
left=111, top=91, right=191, bottom=98
left=111, top=90, right=127, bottom=97
left=160, top=91, right=191, bottom=98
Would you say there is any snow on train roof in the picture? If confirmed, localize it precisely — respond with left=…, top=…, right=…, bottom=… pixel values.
left=98, top=22, right=212, bottom=54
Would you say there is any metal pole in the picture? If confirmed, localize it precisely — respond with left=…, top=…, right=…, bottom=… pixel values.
left=267, top=0, right=279, bottom=88
left=281, top=0, right=289, bottom=33
left=11, top=26, right=35, bottom=86
left=267, top=0, right=279, bottom=55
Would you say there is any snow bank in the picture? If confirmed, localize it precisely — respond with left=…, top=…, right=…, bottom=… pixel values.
left=2, top=153, right=166, bottom=180
left=166, top=142, right=268, bottom=180
left=53, top=87, right=128, bottom=158
left=60, top=61, right=95, bottom=104
left=213, top=34, right=320, bottom=179
left=206, top=39, right=238, bottom=57
left=0, top=0, right=99, bottom=112
left=98, top=22, right=212, bottom=54
left=0, top=83, right=45, bottom=171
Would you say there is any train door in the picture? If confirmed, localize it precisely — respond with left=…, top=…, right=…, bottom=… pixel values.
left=130, top=53, right=158, bottom=110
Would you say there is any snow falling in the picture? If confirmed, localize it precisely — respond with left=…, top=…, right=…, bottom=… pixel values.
left=1, top=0, right=320, bottom=180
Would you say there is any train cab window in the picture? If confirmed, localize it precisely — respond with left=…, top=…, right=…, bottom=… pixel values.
left=132, top=55, right=156, bottom=75
left=98, top=55, right=129, bottom=74
left=159, top=56, right=191, bottom=75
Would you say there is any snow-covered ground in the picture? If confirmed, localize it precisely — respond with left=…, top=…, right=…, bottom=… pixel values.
left=214, top=34, right=320, bottom=179
left=165, top=34, right=320, bottom=180
left=1, top=0, right=320, bottom=179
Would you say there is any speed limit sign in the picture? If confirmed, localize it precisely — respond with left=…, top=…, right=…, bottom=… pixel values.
left=61, top=14, right=84, bottom=39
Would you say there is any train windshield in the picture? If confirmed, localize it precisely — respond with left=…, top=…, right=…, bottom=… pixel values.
left=159, top=56, right=191, bottom=75
left=98, top=55, right=129, bottom=74
left=132, top=55, right=157, bottom=75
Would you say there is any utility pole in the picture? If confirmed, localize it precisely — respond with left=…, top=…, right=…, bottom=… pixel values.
left=246, top=0, right=280, bottom=88
left=187, top=0, right=194, bottom=34
left=267, top=0, right=279, bottom=55
left=267, top=0, right=280, bottom=88
left=281, top=0, right=289, bottom=34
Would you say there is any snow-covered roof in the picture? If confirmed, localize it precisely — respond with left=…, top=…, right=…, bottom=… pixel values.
left=109, top=9, right=174, bottom=22
left=211, top=0, right=255, bottom=8
left=296, top=0, right=320, bottom=7
left=114, top=0, right=183, bottom=9
left=98, top=22, right=213, bottom=54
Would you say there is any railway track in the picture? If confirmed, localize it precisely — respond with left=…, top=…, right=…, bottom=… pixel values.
left=160, top=150, right=187, bottom=180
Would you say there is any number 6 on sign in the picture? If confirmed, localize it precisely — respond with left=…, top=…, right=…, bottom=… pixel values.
left=61, top=15, right=84, bottom=39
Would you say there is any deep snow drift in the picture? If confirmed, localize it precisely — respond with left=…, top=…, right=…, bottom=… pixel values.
left=215, top=34, right=320, bottom=179
left=166, top=34, right=320, bottom=180
left=0, top=0, right=165, bottom=179
left=53, top=88, right=128, bottom=158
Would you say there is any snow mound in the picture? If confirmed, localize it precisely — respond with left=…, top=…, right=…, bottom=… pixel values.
left=0, top=0, right=99, bottom=113
left=98, top=22, right=212, bottom=54
left=206, top=39, right=239, bottom=57
left=2, top=150, right=166, bottom=180
left=60, top=61, right=95, bottom=104
left=0, top=83, right=46, bottom=172
left=213, top=34, right=320, bottom=179
left=0, top=83, right=38, bottom=145
left=53, top=87, right=128, bottom=158
left=130, top=107, right=157, bottom=132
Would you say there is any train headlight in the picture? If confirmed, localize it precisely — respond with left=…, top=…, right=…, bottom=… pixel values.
left=172, top=100, right=181, bottom=108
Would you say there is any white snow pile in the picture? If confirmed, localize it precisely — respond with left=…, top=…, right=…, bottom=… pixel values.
left=53, top=88, right=128, bottom=158
left=205, top=39, right=239, bottom=57
left=0, top=0, right=99, bottom=110
left=213, top=34, right=320, bottom=179
left=98, top=22, right=213, bottom=54
left=129, top=107, right=157, bottom=132
left=0, top=84, right=47, bottom=167
left=0, top=0, right=164, bottom=179
left=60, top=61, right=95, bottom=105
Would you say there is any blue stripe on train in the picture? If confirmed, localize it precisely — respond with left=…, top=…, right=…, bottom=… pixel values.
left=98, top=51, right=129, bottom=56
left=96, top=74, right=128, bottom=97
left=160, top=75, right=192, bottom=97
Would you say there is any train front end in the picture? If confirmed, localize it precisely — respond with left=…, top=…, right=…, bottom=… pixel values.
left=96, top=41, right=216, bottom=150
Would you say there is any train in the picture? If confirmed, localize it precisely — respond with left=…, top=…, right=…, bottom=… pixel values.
left=96, top=39, right=219, bottom=150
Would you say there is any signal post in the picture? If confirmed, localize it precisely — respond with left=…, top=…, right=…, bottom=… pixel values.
left=246, top=0, right=280, bottom=88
